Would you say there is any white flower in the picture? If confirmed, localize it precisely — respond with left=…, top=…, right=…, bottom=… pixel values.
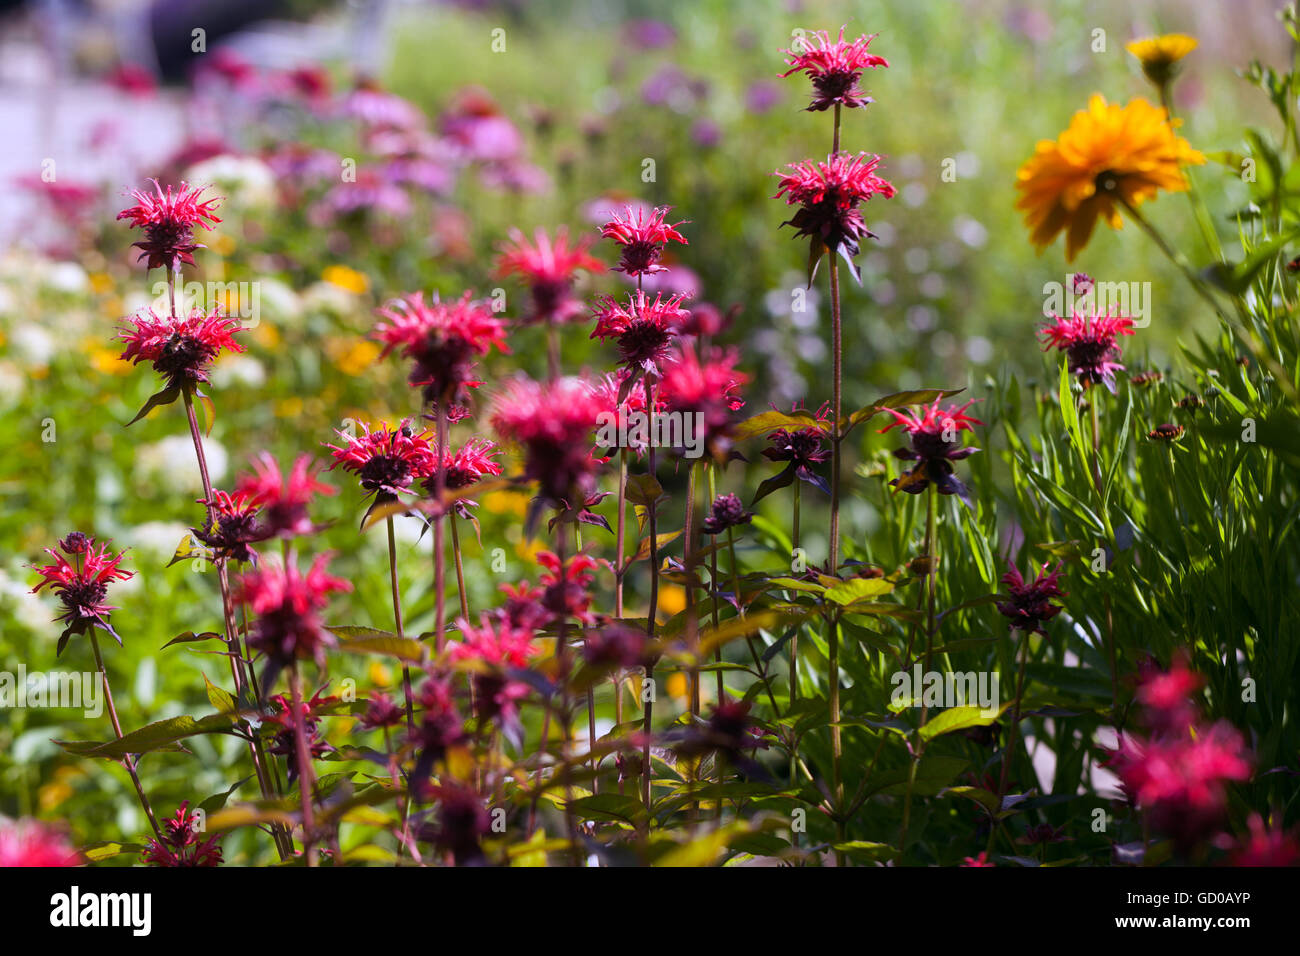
left=0, top=361, right=24, bottom=407
left=211, top=355, right=266, bottom=389
left=10, top=324, right=55, bottom=366
left=128, top=521, right=193, bottom=563
left=185, top=155, right=276, bottom=211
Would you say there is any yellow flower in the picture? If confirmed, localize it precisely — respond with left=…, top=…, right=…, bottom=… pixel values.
left=1127, top=34, right=1198, bottom=86
left=322, top=265, right=369, bottom=295
left=1015, top=95, right=1204, bottom=261
left=336, top=339, right=380, bottom=377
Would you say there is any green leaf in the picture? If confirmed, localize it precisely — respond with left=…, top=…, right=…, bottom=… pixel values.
left=919, top=704, right=1006, bottom=743
left=54, top=714, right=236, bottom=760
left=326, top=626, right=425, bottom=662
left=824, top=578, right=894, bottom=605
left=732, top=409, right=827, bottom=442
left=204, top=675, right=238, bottom=716
left=162, top=630, right=222, bottom=649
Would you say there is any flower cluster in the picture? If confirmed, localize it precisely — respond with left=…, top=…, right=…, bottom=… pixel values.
left=30, top=533, right=134, bottom=652
left=142, top=802, right=224, bottom=867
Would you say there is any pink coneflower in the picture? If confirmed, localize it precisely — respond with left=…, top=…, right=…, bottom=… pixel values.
left=119, top=306, right=245, bottom=392
left=880, top=398, right=983, bottom=499
left=779, top=27, right=888, bottom=112
left=0, top=819, right=78, bottom=866
left=491, top=374, right=605, bottom=505
left=238, top=555, right=352, bottom=686
left=599, top=204, right=688, bottom=277
left=659, top=342, right=749, bottom=460
left=996, top=561, right=1066, bottom=635
left=142, top=802, right=224, bottom=867
left=116, top=180, right=222, bottom=271
left=374, top=291, right=510, bottom=404
left=235, top=453, right=335, bottom=539
left=702, top=493, right=754, bottom=535
left=31, top=534, right=133, bottom=653
left=326, top=419, right=437, bottom=501
left=192, top=488, right=267, bottom=564
left=775, top=152, right=895, bottom=280
left=496, top=226, right=603, bottom=325
left=1040, top=310, right=1137, bottom=393
left=342, top=78, right=426, bottom=132
left=591, top=290, right=688, bottom=378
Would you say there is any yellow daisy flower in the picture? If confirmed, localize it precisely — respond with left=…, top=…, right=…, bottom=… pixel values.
left=1127, top=33, right=1198, bottom=86
left=1015, top=95, right=1204, bottom=261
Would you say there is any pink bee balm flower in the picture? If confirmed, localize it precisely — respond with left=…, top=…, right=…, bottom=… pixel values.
left=779, top=27, right=888, bottom=112
left=591, top=290, right=688, bottom=377
left=960, top=851, right=995, bottom=867
left=0, top=819, right=78, bottom=867
left=142, top=802, right=224, bottom=867
left=1230, top=814, right=1300, bottom=867
left=235, top=453, right=335, bottom=539
left=491, top=374, right=606, bottom=505
left=31, top=533, right=133, bottom=653
left=1040, top=310, right=1137, bottom=394
left=659, top=343, right=749, bottom=460
left=238, top=554, right=352, bottom=684
left=374, top=291, right=510, bottom=404
left=1110, top=722, right=1252, bottom=853
left=536, top=551, right=604, bottom=625
left=1135, top=653, right=1203, bottom=734
left=775, top=152, right=895, bottom=280
left=193, top=488, right=267, bottom=564
left=450, top=613, right=538, bottom=669
left=496, top=226, right=604, bottom=325
left=116, top=180, right=222, bottom=271
left=599, top=204, right=688, bottom=277
left=996, top=561, right=1067, bottom=635
left=326, top=419, right=438, bottom=501
left=265, top=689, right=338, bottom=782
left=880, top=398, right=983, bottom=499
left=119, top=306, right=245, bottom=392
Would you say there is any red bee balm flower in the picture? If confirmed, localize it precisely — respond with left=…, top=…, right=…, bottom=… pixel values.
left=116, top=180, right=222, bottom=271
left=599, top=205, right=688, bottom=277
left=880, top=398, right=983, bottom=500
left=193, top=488, right=267, bottom=564
left=775, top=152, right=895, bottom=280
left=660, top=343, right=749, bottom=460
left=31, top=534, right=134, bottom=653
left=0, top=819, right=78, bottom=866
left=1040, top=310, right=1137, bottom=393
left=238, top=554, right=352, bottom=686
left=327, top=419, right=437, bottom=501
left=779, top=27, right=888, bottom=112
left=119, top=306, right=245, bottom=392
left=374, top=291, right=510, bottom=404
left=996, top=561, right=1066, bottom=635
left=491, top=375, right=605, bottom=505
left=235, top=453, right=335, bottom=538
left=433, top=437, right=504, bottom=491
left=496, top=226, right=603, bottom=325
left=142, top=802, right=224, bottom=867
left=591, top=290, right=688, bottom=377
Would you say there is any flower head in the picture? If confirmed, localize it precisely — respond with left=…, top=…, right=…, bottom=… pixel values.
left=0, top=819, right=78, bottom=866
left=1126, top=34, right=1197, bottom=87
left=1230, top=814, right=1300, bottom=867
left=266, top=689, right=338, bottom=782
left=116, top=180, right=222, bottom=271
left=1040, top=309, right=1136, bottom=393
left=326, top=419, right=437, bottom=501
left=996, top=561, right=1066, bottom=635
left=1015, top=95, right=1204, bottom=261
left=358, top=690, right=406, bottom=731
left=880, top=398, right=983, bottom=499
left=659, top=343, right=749, bottom=461
left=757, top=401, right=832, bottom=501
left=238, top=554, right=352, bottom=684
left=142, top=802, right=224, bottom=867
left=591, top=290, right=687, bottom=377
left=374, top=291, right=510, bottom=404
left=491, top=374, right=605, bottom=504
left=599, top=205, right=688, bottom=277
left=449, top=614, right=537, bottom=728
left=235, top=453, right=335, bottom=538
left=779, top=27, right=888, bottom=112
left=31, top=534, right=133, bottom=653
left=427, top=785, right=491, bottom=865
left=702, top=493, right=754, bottom=535
left=119, top=307, right=245, bottom=392
left=775, top=152, right=895, bottom=280
left=192, top=488, right=267, bottom=564
left=535, top=550, right=603, bottom=625
left=496, top=226, right=603, bottom=325
left=435, top=437, right=504, bottom=492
